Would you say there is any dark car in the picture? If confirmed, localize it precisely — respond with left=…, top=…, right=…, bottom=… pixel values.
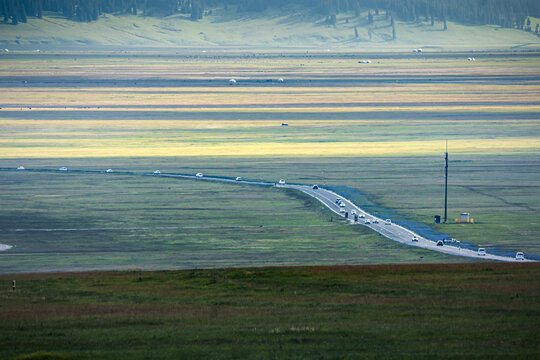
left=312, top=185, right=319, bottom=190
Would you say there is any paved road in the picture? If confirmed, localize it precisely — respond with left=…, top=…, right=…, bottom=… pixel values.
left=0, top=168, right=534, bottom=262
left=158, top=172, right=531, bottom=262
left=284, top=184, right=531, bottom=262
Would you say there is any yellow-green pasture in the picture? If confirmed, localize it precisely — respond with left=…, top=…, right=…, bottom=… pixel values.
left=0, top=120, right=538, bottom=158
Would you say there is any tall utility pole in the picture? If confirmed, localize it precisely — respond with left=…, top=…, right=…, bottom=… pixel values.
left=444, top=140, right=448, bottom=223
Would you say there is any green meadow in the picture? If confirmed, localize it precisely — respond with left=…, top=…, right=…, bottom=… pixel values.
left=0, top=170, right=465, bottom=274
left=1, top=263, right=538, bottom=359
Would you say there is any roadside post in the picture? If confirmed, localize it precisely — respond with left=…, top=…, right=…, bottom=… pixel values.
left=11, top=280, right=15, bottom=292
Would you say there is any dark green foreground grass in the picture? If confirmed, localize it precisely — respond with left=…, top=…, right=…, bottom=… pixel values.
left=0, top=263, right=538, bottom=360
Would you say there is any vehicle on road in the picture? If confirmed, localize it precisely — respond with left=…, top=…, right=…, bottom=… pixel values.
left=196, top=173, right=203, bottom=178
left=312, top=185, right=319, bottom=190
left=364, top=219, right=371, bottom=224
left=106, top=169, right=113, bottom=173
left=235, top=177, right=242, bottom=181
left=385, top=219, right=391, bottom=225
left=339, top=208, right=346, bottom=213
left=436, top=240, right=444, bottom=246
left=372, top=219, right=379, bottom=224
left=59, top=167, right=68, bottom=171
left=412, top=235, right=419, bottom=242
left=153, top=170, right=161, bottom=175
left=515, top=252, right=525, bottom=261
left=278, top=179, right=286, bottom=185
left=335, top=198, right=341, bottom=204
left=351, top=210, right=357, bottom=215
left=17, top=166, right=24, bottom=170
left=477, top=248, right=486, bottom=256
left=339, top=202, right=346, bottom=208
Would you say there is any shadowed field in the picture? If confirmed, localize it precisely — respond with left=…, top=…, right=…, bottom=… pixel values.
left=0, top=263, right=538, bottom=359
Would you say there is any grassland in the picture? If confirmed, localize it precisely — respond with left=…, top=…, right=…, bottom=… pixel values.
left=1, top=7, right=539, bottom=50
left=0, top=52, right=539, bottom=272
left=0, top=170, right=464, bottom=274
left=0, top=263, right=538, bottom=359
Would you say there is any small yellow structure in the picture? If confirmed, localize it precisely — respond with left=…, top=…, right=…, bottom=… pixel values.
left=455, top=213, right=474, bottom=223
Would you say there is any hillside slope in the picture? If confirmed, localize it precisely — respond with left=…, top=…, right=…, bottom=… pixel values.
left=1, top=7, right=539, bottom=51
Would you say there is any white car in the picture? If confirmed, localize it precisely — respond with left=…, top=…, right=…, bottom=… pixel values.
left=59, top=167, right=68, bottom=171
left=359, top=214, right=365, bottom=219
left=339, top=208, right=346, bottom=213
left=278, top=179, right=286, bottom=185
left=153, top=170, right=161, bottom=175
left=106, top=169, right=113, bottom=173
left=372, top=219, right=379, bottom=224
left=339, top=202, right=346, bottom=208
left=412, top=235, right=419, bottom=242
left=196, top=173, right=203, bottom=178
left=17, top=166, right=25, bottom=170
left=364, top=219, right=371, bottom=224
left=515, top=252, right=525, bottom=261
left=229, top=79, right=237, bottom=85
left=235, top=177, right=243, bottom=181
left=385, top=219, right=391, bottom=225
left=477, top=248, right=486, bottom=256
left=351, top=210, right=357, bottom=215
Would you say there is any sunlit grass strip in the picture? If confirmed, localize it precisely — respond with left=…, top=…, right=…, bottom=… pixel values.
left=1, top=84, right=538, bottom=106
left=2, top=105, right=539, bottom=113
left=2, top=119, right=538, bottom=131
left=1, top=58, right=538, bottom=76
left=1, top=138, right=538, bottom=158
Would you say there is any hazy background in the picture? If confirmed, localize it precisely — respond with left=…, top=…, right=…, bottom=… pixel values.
left=1, top=0, right=540, bottom=49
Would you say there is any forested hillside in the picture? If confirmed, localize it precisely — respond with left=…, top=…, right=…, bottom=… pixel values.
left=1, top=0, right=539, bottom=34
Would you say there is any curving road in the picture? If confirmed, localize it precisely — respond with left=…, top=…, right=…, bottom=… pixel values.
left=283, top=184, right=532, bottom=262
left=0, top=168, right=534, bottom=262
left=157, top=172, right=531, bottom=262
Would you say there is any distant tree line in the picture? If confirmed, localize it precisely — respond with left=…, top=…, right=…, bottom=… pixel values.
left=1, top=0, right=539, bottom=33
